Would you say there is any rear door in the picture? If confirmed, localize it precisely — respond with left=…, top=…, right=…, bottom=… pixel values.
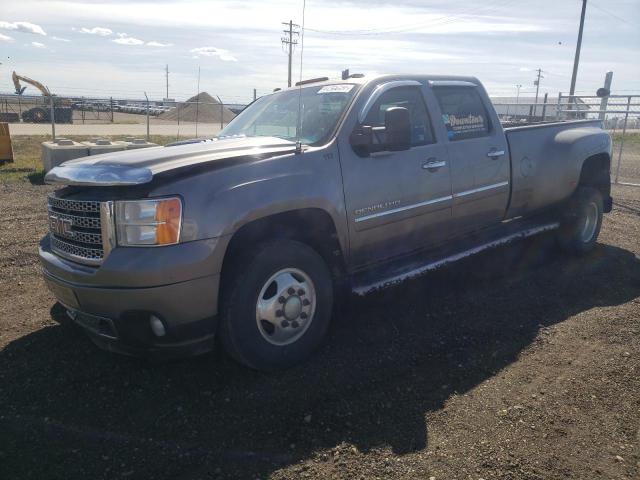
left=431, top=83, right=510, bottom=234
left=339, top=82, right=453, bottom=268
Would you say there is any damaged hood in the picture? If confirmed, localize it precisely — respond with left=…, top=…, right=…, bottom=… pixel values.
left=44, top=136, right=297, bottom=186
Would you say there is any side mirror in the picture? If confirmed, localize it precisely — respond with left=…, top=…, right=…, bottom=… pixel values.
left=384, top=107, right=411, bottom=151
left=349, top=125, right=373, bottom=156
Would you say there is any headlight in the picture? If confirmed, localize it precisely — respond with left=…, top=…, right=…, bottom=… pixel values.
left=115, top=197, right=182, bottom=246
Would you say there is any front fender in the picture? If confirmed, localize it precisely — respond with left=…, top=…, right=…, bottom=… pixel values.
left=150, top=143, right=348, bottom=256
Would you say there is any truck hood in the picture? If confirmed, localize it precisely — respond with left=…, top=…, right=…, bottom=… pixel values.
left=44, top=136, right=297, bottom=186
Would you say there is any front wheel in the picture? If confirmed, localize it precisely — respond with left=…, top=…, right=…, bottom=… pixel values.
left=220, top=240, right=333, bottom=370
left=557, top=187, right=603, bottom=254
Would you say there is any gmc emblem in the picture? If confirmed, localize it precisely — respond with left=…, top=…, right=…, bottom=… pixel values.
left=49, top=215, right=73, bottom=237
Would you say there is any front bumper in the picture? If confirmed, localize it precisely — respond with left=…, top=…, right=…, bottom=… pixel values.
left=40, top=236, right=222, bottom=357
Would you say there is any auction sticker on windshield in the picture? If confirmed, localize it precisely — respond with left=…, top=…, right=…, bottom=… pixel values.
left=318, top=84, right=354, bottom=94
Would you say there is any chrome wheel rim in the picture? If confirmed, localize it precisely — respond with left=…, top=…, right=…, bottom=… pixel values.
left=255, top=268, right=316, bottom=346
left=580, top=201, right=598, bottom=243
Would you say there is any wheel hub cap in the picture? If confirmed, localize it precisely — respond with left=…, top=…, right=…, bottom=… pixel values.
left=580, top=201, right=598, bottom=243
left=255, top=268, right=316, bottom=346
left=283, top=296, right=302, bottom=320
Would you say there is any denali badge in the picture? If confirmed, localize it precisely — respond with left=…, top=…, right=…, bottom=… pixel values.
left=49, top=215, right=73, bottom=237
left=354, top=199, right=401, bottom=217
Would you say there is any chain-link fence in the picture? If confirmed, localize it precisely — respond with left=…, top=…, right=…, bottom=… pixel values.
left=2, top=89, right=638, bottom=186
left=0, top=92, right=247, bottom=143
left=492, top=93, right=640, bottom=186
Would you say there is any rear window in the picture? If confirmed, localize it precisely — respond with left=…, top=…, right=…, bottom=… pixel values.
left=433, top=86, right=490, bottom=141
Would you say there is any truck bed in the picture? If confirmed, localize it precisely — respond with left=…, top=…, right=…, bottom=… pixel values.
left=504, top=119, right=605, bottom=219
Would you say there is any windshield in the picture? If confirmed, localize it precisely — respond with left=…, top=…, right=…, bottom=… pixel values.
left=219, top=84, right=358, bottom=145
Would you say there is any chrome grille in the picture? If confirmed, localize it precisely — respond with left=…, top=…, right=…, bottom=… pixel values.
left=47, top=210, right=101, bottom=230
left=47, top=195, right=104, bottom=265
left=48, top=196, right=101, bottom=213
left=51, top=236, right=104, bottom=263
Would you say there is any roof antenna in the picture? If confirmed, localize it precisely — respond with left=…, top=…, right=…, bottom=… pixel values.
left=295, top=0, right=307, bottom=154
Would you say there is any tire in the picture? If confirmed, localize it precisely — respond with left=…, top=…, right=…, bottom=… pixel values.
left=220, top=240, right=333, bottom=371
left=31, top=107, right=48, bottom=123
left=557, top=186, right=603, bottom=254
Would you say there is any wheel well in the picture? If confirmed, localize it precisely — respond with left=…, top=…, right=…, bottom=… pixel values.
left=579, top=153, right=611, bottom=203
left=221, top=209, right=347, bottom=281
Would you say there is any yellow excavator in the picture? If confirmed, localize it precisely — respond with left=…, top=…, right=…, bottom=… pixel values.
left=12, top=71, right=72, bottom=123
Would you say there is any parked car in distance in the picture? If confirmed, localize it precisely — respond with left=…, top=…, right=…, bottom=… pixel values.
left=40, top=74, right=612, bottom=370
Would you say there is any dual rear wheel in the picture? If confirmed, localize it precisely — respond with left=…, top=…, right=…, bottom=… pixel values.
left=557, top=186, right=604, bottom=254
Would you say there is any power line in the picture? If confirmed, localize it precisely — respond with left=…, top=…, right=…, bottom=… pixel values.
left=305, top=0, right=517, bottom=36
left=589, top=0, right=633, bottom=25
left=281, top=20, right=299, bottom=88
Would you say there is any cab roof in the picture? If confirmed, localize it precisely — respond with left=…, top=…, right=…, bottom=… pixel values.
left=277, top=74, right=483, bottom=94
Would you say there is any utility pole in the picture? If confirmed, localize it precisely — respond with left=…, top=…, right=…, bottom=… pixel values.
left=165, top=64, right=169, bottom=99
left=511, top=84, right=522, bottom=118
left=533, top=68, right=544, bottom=117
left=281, top=20, right=299, bottom=87
left=569, top=0, right=587, bottom=100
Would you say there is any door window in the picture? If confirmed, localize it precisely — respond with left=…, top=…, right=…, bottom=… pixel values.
left=433, top=86, right=490, bottom=141
left=363, top=86, right=434, bottom=146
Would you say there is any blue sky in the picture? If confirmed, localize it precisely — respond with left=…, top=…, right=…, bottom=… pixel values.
left=0, top=0, right=638, bottom=103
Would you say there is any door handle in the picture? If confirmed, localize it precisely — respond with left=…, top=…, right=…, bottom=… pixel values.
left=487, top=149, right=505, bottom=159
left=422, top=160, right=446, bottom=171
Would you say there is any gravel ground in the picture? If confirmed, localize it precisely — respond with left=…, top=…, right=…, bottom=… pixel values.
left=0, top=184, right=638, bottom=480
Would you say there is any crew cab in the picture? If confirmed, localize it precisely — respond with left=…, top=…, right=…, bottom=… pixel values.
left=40, top=74, right=613, bottom=370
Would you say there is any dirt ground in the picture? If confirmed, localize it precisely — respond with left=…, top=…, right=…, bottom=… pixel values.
left=0, top=183, right=638, bottom=480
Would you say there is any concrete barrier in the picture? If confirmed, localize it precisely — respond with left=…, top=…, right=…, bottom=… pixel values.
left=123, top=137, right=159, bottom=150
left=82, top=138, right=127, bottom=155
left=41, top=138, right=89, bottom=172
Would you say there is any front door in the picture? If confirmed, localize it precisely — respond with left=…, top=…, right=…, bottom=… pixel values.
left=431, top=84, right=510, bottom=234
left=339, top=83, right=453, bottom=268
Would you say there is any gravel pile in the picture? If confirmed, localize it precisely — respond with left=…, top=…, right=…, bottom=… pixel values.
left=159, top=92, right=236, bottom=124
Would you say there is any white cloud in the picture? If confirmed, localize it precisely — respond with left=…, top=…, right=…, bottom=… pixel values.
left=51, top=36, right=70, bottom=42
left=112, top=33, right=144, bottom=45
left=0, top=21, right=46, bottom=36
left=519, top=67, right=532, bottom=72
left=0, top=33, right=13, bottom=42
left=190, top=46, right=237, bottom=62
left=31, top=41, right=45, bottom=48
left=146, top=41, right=172, bottom=47
left=0, top=0, right=637, bottom=98
left=79, top=26, right=112, bottom=36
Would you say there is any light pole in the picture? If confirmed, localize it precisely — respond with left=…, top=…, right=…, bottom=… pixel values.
left=515, top=84, right=522, bottom=119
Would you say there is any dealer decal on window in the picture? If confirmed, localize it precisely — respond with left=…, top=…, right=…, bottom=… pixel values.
left=442, top=113, right=486, bottom=139
left=317, top=84, right=355, bottom=94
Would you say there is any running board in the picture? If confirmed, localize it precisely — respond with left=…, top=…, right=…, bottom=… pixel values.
left=351, top=221, right=560, bottom=296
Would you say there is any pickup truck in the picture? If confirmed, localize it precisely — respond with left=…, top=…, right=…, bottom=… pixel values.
left=41, top=74, right=613, bottom=370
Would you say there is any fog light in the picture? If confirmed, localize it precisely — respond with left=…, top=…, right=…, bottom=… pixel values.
left=150, top=315, right=166, bottom=337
